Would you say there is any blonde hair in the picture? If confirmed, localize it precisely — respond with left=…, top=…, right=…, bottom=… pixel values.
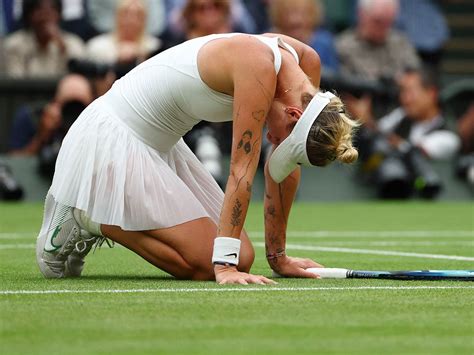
left=304, top=95, right=360, bottom=166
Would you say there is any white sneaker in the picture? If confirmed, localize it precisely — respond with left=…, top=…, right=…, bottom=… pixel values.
left=36, top=195, right=101, bottom=278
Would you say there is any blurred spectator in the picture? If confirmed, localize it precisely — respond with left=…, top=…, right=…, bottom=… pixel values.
left=350, top=67, right=460, bottom=161
left=8, top=74, right=93, bottom=156
left=335, top=0, right=420, bottom=81
left=162, top=0, right=255, bottom=48
left=1, top=0, right=94, bottom=40
left=161, top=0, right=234, bottom=48
left=269, top=0, right=339, bottom=73
left=3, top=0, right=85, bottom=78
left=87, top=0, right=166, bottom=36
left=395, top=0, right=449, bottom=70
left=347, top=67, right=460, bottom=199
left=86, top=0, right=161, bottom=66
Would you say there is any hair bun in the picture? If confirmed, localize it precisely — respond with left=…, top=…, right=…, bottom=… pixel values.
left=336, top=144, right=358, bottom=164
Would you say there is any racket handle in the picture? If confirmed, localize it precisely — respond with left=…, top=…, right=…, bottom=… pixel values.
left=306, top=268, right=349, bottom=279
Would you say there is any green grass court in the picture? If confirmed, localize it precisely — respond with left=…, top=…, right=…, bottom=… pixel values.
left=1, top=202, right=473, bottom=354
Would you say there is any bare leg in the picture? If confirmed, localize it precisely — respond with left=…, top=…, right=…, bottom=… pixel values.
left=101, top=217, right=255, bottom=280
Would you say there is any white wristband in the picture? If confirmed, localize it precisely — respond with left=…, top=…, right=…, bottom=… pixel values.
left=212, top=237, right=241, bottom=266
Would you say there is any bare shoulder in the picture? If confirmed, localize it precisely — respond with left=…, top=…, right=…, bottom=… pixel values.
left=198, top=35, right=276, bottom=95
left=200, top=34, right=275, bottom=67
left=262, top=32, right=321, bottom=86
left=261, top=33, right=320, bottom=63
left=228, top=35, right=276, bottom=69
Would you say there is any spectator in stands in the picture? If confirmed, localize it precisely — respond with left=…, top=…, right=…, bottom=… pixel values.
left=3, top=0, right=85, bottom=78
left=161, top=0, right=234, bottom=49
left=269, top=0, right=339, bottom=73
left=161, top=0, right=256, bottom=50
left=85, top=0, right=161, bottom=67
left=346, top=67, right=460, bottom=199
left=87, top=0, right=166, bottom=37
left=335, top=0, right=420, bottom=81
left=395, top=0, right=449, bottom=70
left=348, top=67, right=460, bottom=160
left=8, top=74, right=94, bottom=156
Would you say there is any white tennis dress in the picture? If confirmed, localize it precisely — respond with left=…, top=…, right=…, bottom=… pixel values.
left=49, top=33, right=299, bottom=231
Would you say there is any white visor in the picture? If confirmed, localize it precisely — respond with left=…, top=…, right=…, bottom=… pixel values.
left=268, top=91, right=336, bottom=183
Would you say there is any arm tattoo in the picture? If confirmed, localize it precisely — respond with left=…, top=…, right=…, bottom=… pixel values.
left=229, top=133, right=261, bottom=200
left=230, top=199, right=243, bottom=227
left=237, top=130, right=253, bottom=154
left=252, top=110, right=265, bottom=122
left=265, top=205, right=276, bottom=220
left=265, top=232, right=280, bottom=252
left=265, top=232, right=284, bottom=267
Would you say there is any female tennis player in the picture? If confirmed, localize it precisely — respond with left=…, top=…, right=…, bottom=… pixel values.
left=36, top=33, right=359, bottom=284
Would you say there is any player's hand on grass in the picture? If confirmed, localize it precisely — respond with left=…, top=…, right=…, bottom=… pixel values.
left=271, top=256, right=324, bottom=279
left=214, top=264, right=276, bottom=285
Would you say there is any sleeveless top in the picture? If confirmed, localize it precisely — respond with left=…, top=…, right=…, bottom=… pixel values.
left=100, top=33, right=300, bottom=152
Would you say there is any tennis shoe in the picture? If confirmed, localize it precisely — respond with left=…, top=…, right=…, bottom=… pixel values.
left=36, top=195, right=96, bottom=278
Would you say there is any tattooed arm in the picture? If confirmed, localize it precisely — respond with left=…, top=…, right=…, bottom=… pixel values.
left=217, top=40, right=276, bottom=239
left=263, top=156, right=323, bottom=278
left=211, top=38, right=278, bottom=285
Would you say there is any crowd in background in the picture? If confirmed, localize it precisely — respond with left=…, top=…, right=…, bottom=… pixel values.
left=0, top=0, right=472, bottom=200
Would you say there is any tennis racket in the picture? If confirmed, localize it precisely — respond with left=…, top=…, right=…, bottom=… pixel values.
left=303, top=268, right=474, bottom=281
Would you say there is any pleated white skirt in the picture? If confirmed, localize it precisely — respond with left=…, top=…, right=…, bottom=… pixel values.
left=49, top=100, right=224, bottom=231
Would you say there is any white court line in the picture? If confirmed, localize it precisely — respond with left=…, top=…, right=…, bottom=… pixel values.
left=254, top=243, right=474, bottom=261
left=1, top=230, right=473, bottom=240
left=1, top=285, right=473, bottom=295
